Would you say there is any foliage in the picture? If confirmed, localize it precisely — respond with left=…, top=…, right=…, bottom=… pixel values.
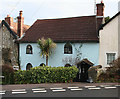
left=37, top=37, right=56, bottom=66
left=14, top=66, right=78, bottom=84
left=97, top=57, right=120, bottom=83
left=1, top=64, right=15, bottom=84
left=105, top=16, right=110, bottom=23
left=73, top=43, right=83, bottom=61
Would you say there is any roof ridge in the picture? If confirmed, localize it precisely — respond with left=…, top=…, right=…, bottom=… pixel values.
left=1, top=20, right=18, bottom=39
left=37, top=15, right=96, bottom=21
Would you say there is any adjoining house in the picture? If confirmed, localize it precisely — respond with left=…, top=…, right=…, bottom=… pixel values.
left=0, top=20, right=18, bottom=67
left=99, top=11, right=120, bottom=68
left=18, top=2, right=105, bottom=70
left=0, top=11, right=30, bottom=67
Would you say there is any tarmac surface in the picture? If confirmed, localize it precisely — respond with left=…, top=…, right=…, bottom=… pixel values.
left=0, top=82, right=119, bottom=98
left=1, top=82, right=119, bottom=91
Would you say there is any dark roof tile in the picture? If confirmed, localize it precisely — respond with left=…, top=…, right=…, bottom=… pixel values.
left=20, top=15, right=100, bottom=43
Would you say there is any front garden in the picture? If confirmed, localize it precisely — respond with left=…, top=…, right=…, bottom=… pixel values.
left=97, top=57, right=120, bottom=83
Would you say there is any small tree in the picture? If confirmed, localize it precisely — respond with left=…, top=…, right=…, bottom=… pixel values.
left=37, top=37, right=56, bottom=66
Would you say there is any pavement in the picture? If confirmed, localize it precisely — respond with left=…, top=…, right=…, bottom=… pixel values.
left=1, top=82, right=119, bottom=91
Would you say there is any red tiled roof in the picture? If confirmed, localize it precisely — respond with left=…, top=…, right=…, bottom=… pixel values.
left=11, top=22, right=30, bottom=34
left=20, top=15, right=100, bottom=43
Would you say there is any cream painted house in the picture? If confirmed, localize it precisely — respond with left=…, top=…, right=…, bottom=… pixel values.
left=99, top=11, right=120, bottom=68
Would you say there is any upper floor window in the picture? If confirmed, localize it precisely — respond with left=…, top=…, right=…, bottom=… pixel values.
left=26, top=45, right=33, bottom=54
left=106, top=53, right=116, bottom=65
left=26, top=63, right=33, bottom=70
left=64, top=43, right=72, bottom=54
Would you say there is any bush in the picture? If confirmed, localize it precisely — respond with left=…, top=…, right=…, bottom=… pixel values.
left=14, top=66, right=78, bottom=84
left=97, top=57, right=120, bottom=83
left=2, top=64, right=15, bottom=84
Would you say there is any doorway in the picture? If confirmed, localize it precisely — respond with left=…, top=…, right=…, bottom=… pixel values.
left=76, top=59, right=94, bottom=82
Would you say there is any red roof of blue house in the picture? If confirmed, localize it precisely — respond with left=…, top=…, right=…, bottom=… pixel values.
left=20, top=15, right=102, bottom=43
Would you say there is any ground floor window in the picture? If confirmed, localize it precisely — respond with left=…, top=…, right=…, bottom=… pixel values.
left=106, top=53, right=116, bottom=65
left=26, top=63, right=33, bottom=70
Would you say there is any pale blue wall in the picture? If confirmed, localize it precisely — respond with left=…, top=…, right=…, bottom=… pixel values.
left=19, top=42, right=99, bottom=70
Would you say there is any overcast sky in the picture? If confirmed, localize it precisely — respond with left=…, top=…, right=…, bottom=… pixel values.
left=0, top=0, right=119, bottom=25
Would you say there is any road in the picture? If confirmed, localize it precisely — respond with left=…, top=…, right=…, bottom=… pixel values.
left=1, top=84, right=120, bottom=98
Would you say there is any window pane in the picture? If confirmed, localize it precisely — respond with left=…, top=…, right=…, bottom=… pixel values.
left=106, top=53, right=116, bottom=64
left=26, top=45, right=33, bottom=54
left=64, top=43, right=72, bottom=54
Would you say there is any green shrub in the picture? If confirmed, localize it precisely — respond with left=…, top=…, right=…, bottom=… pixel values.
left=14, top=66, right=78, bottom=84
left=2, top=64, right=15, bottom=84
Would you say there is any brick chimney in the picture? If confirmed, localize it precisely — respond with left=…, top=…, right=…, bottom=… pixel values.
left=5, top=15, right=13, bottom=27
left=17, top=11, right=24, bottom=38
left=96, top=1, right=105, bottom=16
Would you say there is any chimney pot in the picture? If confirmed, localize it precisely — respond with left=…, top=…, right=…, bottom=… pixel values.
left=19, top=10, right=23, bottom=17
left=5, top=15, right=13, bottom=27
left=96, top=1, right=105, bottom=16
left=101, top=0, right=103, bottom=3
left=7, top=15, right=10, bottom=17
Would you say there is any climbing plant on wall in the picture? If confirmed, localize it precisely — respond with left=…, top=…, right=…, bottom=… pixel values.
left=62, top=43, right=83, bottom=66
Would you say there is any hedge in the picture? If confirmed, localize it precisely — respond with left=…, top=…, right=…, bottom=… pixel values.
left=2, top=65, right=15, bottom=84
left=14, top=66, right=78, bottom=84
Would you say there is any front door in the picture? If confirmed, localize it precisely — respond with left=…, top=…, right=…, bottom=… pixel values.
left=77, top=62, right=90, bottom=82
left=80, top=64, right=89, bottom=82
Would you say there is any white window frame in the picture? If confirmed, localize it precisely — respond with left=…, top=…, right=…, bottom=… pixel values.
left=106, top=52, right=117, bottom=65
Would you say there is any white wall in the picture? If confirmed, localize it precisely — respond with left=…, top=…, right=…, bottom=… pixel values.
left=118, top=13, right=120, bottom=56
left=99, top=15, right=119, bottom=68
left=20, top=42, right=99, bottom=70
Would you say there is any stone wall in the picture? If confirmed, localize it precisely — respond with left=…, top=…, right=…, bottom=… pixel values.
left=0, top=24, right=2, bottom=66
left=0, top=23, right=18, bottom=66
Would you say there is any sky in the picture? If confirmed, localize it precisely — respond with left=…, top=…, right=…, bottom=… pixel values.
left=0, top=0, right=120, bottom=25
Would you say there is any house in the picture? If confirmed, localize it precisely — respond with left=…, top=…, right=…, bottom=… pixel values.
left=0, top=11, right=30, bottom=67
left=18, top=2, right=105, bottom=70
left=0, top=20, right=18, bottom=67
left=99, top=11, right=120, bottom=68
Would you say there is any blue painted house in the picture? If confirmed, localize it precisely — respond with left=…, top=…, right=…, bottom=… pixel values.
left=19, top=2, right=104, bottom=70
